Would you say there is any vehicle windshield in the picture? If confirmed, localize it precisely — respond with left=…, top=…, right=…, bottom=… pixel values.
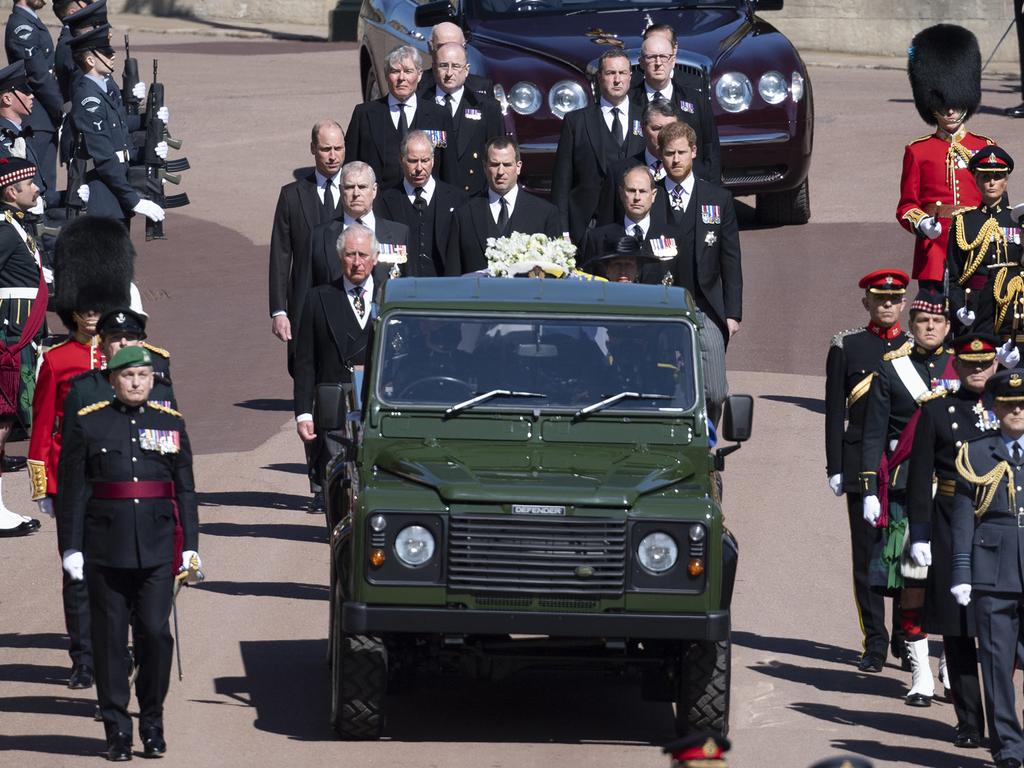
left=376, top=312, right=698, bottom=412
left=471, top=0, right=737, bottom=18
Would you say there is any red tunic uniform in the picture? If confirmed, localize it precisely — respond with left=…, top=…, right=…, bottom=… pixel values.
left=896, top=127, right=994, bottom=282
left=27, top=337, right=104, bottom=499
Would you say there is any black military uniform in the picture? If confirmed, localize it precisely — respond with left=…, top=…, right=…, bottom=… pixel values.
left=57, top=346, right=197, bottom=761
left=825, top=269, right=910, bottom=669
left=951, top=369, right=1024, bottom=767
left=947, top=147, right=1021, bottom=333
left=429, top=83, right=503, bottom=196
left=4, top=2, right=62, bottom=207
left=907, top=333, right=999, bottom=747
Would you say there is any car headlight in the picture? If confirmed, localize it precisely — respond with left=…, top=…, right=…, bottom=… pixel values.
left=394, top=525, right=436, bottom=567
left=791, top=70, right=805, bottom=102
left=715, top=72, right=753, bottom=113
left=509, top=82, right=542, bottom=115
left=637, top=532, right=678, bottom=574
left=548, top=80, right=587, bottom=119
left=758, top=71, right=788, bottom=105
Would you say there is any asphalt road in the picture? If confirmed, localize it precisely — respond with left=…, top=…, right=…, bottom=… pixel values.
left=1, top=22, right=1023, bottom=768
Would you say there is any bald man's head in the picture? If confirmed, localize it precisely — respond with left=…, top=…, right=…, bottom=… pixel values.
left=430, top=22, right=465, bottom=53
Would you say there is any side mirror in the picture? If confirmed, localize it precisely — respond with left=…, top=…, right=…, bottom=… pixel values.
left=722, top=394, right=753, bottom=443
left=414, top=1, right=456, bottom=27
left=315, top=383, right=352, bottom=432
left=326, top=431, right=357, bottom=463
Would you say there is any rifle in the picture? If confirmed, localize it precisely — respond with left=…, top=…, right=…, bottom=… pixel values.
left=122, top=34, right=141, bottom=117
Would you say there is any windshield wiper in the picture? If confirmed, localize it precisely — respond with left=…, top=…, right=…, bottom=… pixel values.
left=444, top=389, right=546, bottom=419
left=573, top=391, right=672, bottom=421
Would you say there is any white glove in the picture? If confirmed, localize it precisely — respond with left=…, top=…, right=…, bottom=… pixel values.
left=998, top=339, right=1021, bottom=368
left=37, top=497, right=54, bottom=518
left=156, top=106, right=169, bottom=124
left=180, top=550, right=202, bottom=571
left=132, top=81, right=146, bottom=100
left=154, top=140, right=168, bottom=160
left=133, top=199, right=165, bottom=222
left=77, top=184, right=90, bottom=204
left=955, top=306, right=976, bottom=326
left=828, top=474, right=843, bottom=497
left=918, top=215, right=942, bottom=239
left=863, top=495, right=881, bottom=526
left=27, top=196, right=44, bottom=215
left=62, top=549, right=84, bottom=581
left=950, top=583, right=972, bottom=606
left=42, top=266, right=53, bottom=284
left=909, top=541, right=932, bottom=567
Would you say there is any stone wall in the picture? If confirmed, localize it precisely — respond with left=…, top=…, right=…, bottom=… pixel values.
left=109, top=0, right=335, bottom=27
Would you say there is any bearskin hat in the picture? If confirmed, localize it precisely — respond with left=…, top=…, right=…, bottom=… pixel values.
left=907, top=24, right=982, bottom=125
left=53, top=215, right=134, bottom=331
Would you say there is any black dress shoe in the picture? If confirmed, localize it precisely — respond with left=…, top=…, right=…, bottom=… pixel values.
left=1004, top=103, right=1024, bottom=118
left=140, top=727, right=166, bottom=758
left=307, top=491, right=324, bottom=514
left=905, top=692, right=932, bottom=707
left=0, top=520, right=38, bottom=537
left=2, top=454, right=26, bottom=471
left=68, top=663, right=94, bottom=689
left=857, top=652, right=885, bottom=673
left=953, top=726, right=981, bottom=748
left=105, top=732, right=132, bottom=762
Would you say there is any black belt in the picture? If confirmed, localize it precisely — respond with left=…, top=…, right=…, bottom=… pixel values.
left=982, top=512, right=1024, bottom=527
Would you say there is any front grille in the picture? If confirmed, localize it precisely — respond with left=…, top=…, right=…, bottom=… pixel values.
left=448, top=514, right=626, bottom=596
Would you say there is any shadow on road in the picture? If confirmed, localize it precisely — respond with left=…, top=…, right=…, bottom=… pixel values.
left=826, top=737, right=991, bottom=768
left=751, top=659, right=908, bottom=698
left=197, top=491, right=308, bottom=511
left=0, top=733, right=102, bottom=757
left=199, top=521, right=326, bottom=544
left=194, top=581, right=328, bottom=601
left=791, top=702, right=954, bottom=746
left=235, top=398, right=293, bottom=412
left=263, top=462, right=307, bottom=474
left=0, top=694, right=96, bottom=719
left=732, top=631, right=861, bottom=666
left=214, top=640, right=675, bottom=744
left=0, top=632, right=72, bottom=651
left=759, top=394, right=826, bottom=415
left=0, top=663, right=69, bottom=686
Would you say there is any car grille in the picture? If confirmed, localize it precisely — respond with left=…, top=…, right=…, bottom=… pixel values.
left=448, top=514, right=626, bottom=596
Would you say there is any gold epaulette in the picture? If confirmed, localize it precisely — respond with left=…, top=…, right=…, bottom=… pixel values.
left=907, top=134, right=932, bottom=146
left=918, top=388, right=949, bottom=404
left=143, top=342, right=170, bottom=358
left=883, top=341, right=913, bottom=361
left=77, top=400, right=111, bottom=417
left=148, top=402, right=181, bottom=418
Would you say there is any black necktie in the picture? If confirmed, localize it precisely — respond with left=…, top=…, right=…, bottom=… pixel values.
left=322, top=179, right=335, bottom=220
left=1013, top=443, right=1022, bottom=465
left=610, top=107, right=624, bottom=146
left=652, top=91, right=664, bottom=103
left=633, top=224, right=644, bottom=243
left=443, top=92, right=453, bottom=115
left=497, top=197, right=509, bottom=234
left=396, top=103, right=408, bottom=139
left=413, top=186, right=426, bottom=214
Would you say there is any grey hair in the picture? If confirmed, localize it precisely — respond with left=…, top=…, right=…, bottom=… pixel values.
left=336, top=223, right=379, bottom=256
left=341, top=161, right=376, bottom=185
left=385, top=45, right=423, bottom=72
left=401, top=129, right=434, bottom=159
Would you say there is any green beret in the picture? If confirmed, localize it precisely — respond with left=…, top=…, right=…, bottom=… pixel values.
left=107, top=346, right=153, bottom=372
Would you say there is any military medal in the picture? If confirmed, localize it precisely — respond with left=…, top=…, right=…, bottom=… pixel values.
left=631, top=119, right=642, bottom=137
left=973, top=401, right=999, bottom=431
left=139, top=428, right=180, bottom=454
left=649, top=236, right=677, bottom=260
left=423, top=129, right=448, bottom=148
left=464, top=108, right=482, bottom=121
left=678, top=99, right=695, bottom=113
left=700, top=205, right=721, bottom=225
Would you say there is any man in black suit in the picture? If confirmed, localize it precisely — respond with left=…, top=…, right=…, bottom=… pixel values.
left=419, top=21, right=494, bottom=100
left=552, top=48, right=645, bottom=244
left=630, top=25, right=721, bottom=184
left=268, top=120, right=344, bottom=365
left=294, top=225, right=386, bottom=486
left=445, top=136, right=560, bottom=275
left=595, top=101, right=681, bottom=226
left=377, top=130, right=464, bottom=277
left=307, top=161, right=411, bottom=290
left=426, top=42, right=503, bottom=196
left=347, top=44, right=453, bottom=191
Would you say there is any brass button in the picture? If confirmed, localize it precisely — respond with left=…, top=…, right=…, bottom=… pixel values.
left=956, top=441, right=963, bottom=447
left=948, top=406, right=956, bottom=413
left=952, top=423, right=958, bottom=430
left=472, top=152, right=478, bottom=159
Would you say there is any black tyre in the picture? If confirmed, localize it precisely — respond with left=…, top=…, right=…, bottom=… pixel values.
left=330, top=604, right=387, bottom=740
left=363, top=65, right=381, bottom=102
left=675, top=639, right=730, bottom=737
left=755, top=177, right=810, bottom=226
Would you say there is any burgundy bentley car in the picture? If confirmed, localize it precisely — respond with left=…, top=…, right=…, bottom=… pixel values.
left=356, top=0, right=814, bottom=225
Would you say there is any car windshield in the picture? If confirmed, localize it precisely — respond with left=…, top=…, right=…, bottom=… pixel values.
left=472, top=0, right=737, bottom=18
left=376, top=312, right=698, bottom=412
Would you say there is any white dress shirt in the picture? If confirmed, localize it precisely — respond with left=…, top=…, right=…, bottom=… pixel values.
left=435, top=85, right=463, bottom=116
left=388, top=93, right=417, bottom=129
left=343, top=210, right=377, bottom=232
left=665, top=172, right=695, bottom=212
left=645, top=83, right=673, bottom=104
left=599, top=96, right=630, bottom=133
left=404, top=175, right=436, bottom=206
left=624, top=214, right=652, bottom=240
left=488, top=185, right=520, bottom=225
left=314, top=169, right=342, bottom=208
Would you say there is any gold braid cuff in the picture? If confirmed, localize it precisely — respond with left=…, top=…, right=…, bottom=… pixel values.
left=992, top=266, right=1024, bottom=332
left=957, top=214, right=1009, bottom=283
left=902, top=208, right=928, bottom=228
left=955, top=443, right=1015, bottom=518
left=26, top=459, right=46, bottom=501
left=946, top=141, right=974, bottom=206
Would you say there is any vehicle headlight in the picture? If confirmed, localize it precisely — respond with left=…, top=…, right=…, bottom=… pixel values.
left=637, top=532, right=678, bottom=574
left=715, top=72, right=753, bottom=113
left=394, top=525, right=436, bottom=567
left=758, top=71, right=788, bottom=105
left=791, top=70, right=805, bottom=102
left=548, top=80, right=587, bottom=119
left=509, top=82, right=542, bottom=115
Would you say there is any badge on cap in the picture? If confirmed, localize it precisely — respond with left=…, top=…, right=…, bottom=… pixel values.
left=702, top=738, right=717, bottom=757
left=971, top=339, right=983, bottom=351
left=1011, top=373, right=1022, bottom=388
left=115, top=312, right=125, bottom=324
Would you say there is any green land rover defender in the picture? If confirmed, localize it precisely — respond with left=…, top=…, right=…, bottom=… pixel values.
left=323, top=277, right=749, bottom=740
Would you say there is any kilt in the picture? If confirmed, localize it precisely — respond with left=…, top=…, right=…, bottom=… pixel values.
left=0, top=295, right=42, bottom=427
